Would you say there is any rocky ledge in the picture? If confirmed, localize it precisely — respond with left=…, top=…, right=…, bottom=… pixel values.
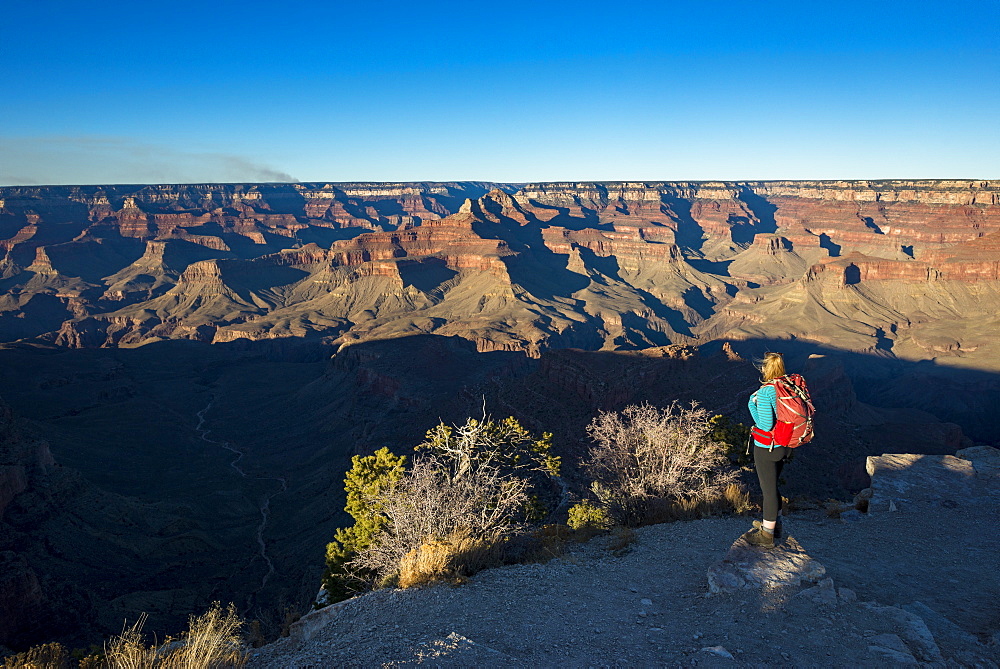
left=249, top=448, right=1000, bottom=667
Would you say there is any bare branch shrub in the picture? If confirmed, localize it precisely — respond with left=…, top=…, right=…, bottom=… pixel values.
left=585, top=402, right=737, bottom=526
left=352, top=453, right=529, bottom=585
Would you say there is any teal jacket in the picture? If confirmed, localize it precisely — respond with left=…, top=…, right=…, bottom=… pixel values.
left=749, top=384, right=777, bottom=448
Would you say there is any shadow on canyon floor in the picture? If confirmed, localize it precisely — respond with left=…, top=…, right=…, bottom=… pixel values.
left=0, top=333, right=998, bottom=652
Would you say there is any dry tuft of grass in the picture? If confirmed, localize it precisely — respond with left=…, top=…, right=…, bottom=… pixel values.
left=824, top=499, right=852, bottom=518
left=724, top=483, right=755, bottom=515
left=606, top=526, right=636, bottom=555
left=160, top=603, right=246, bottom=668
left=397, top=528, right=505, bottom=588
left=1, top=642, right=73, bottom=669
left=533, top=524, right=573, bottom=556
left=76, top=603, right=249, bottom=669
left=103, top=614, right=158, bottom=668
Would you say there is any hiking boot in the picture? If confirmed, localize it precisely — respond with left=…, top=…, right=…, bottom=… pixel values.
left=744, top=527, right=775, bottom=548
left=753, top=519, right=782, bottom=540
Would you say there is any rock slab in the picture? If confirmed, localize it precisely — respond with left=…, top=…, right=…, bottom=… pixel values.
left=866, top=453, right=975, bottom=512
left=707, top=535, right=826, bottom=594
left=957, top=445, right=1000, bottom=479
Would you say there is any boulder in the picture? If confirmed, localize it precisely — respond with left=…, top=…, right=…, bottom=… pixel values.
left=707, top=535, right=826, bottom=594
left=287, top=599, right=352, bottom=642
left=901, top=601, right=981, bottom=655
left=868, top=633, right=919, bottom=665
left=865, top=453, right=975, bottom=512
left=862, top=602, right=943, bottom=663
left=956, top=445, right=1000, bottom=479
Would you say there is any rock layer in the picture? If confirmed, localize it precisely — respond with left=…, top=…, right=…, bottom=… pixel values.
left=2, top=180, right=1000, bottom=362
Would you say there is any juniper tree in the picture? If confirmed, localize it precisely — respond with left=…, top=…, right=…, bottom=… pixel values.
left=322, top=447, right=406, bottom=601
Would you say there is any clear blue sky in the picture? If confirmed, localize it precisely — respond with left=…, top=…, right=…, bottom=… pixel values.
left=2, top=0, right=998, bottom=185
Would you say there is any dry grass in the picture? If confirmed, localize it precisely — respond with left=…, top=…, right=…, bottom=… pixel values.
left=824, top=499, right=854, bottom=518
left=397, top=528, right=505, bottom=588
left=160, top=603, right=246, bottom=668
left=606, top=526, right=636, bottom=554
left=526, top=523, right=589, bottom=563
left=102, top=614, right=158, bottom=668
left=723, top=482, right=755, bottom=515
left=783, top=495, right=819, bottom=512
left=50, top=603, right=250, bottom=669
left=0, top=642, right=73, bottom=669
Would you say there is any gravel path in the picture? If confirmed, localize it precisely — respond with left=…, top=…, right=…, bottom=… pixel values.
left=249, top=454, right=1000, bottom=668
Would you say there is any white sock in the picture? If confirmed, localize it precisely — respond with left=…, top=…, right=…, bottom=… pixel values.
left=762, top=520, right=777, bottom=533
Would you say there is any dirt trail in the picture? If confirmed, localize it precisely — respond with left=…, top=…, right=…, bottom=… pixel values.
left=196, top=400, right=288, bottom=604
left=249, top=472, right=1000, bottom=667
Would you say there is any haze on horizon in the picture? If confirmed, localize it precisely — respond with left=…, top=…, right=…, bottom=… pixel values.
left=2, top=0, right=998, bottom=186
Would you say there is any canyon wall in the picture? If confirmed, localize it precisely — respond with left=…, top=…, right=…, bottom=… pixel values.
left=1, top=180, right=999, bottom=366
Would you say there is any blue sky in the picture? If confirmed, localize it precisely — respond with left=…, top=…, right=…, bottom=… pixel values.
left=2, top=0, right=998, bottom=184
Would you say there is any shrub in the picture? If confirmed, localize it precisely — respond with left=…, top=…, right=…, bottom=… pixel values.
left=418, top=416, right=560, bottom=481
left=342, top=415, right=563, bottom=587
left=708, top=414, right=753, bottom=466
left=322, top=447, right=407, bottom=601
left=566, top=500, right=613, bottom=531
left=352, top=452, right=529, bottom=585
left=584, top=402, right=738, bottom=526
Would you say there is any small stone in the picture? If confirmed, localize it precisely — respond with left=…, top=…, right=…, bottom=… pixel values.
left=838, top=587, right=858, bottom=602
left=640, top=598, right=653, bottom=606
left=701, top=646, right=735, bottom=660
left=889, top=500, right=898, bottom=512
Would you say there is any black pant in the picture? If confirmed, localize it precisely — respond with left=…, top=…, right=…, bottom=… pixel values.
left=754, top=445, right=787, bottom=522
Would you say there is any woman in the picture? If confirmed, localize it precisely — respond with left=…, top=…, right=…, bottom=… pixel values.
left=745, top=351, right=789, bottom=548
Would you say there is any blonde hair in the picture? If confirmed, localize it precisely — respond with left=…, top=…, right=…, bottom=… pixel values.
left=759, top=352, right=786, bottom=382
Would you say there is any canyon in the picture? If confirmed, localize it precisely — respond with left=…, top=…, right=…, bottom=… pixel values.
left=1, top=179, right=998, bottom=363
left=1, top=179, right=999, bottom=653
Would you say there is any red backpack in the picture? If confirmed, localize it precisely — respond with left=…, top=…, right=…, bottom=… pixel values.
left=751, top=373, right=816, bottom=448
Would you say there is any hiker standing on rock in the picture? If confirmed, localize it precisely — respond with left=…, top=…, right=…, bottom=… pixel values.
left=744, top=352, right=815, bottom=548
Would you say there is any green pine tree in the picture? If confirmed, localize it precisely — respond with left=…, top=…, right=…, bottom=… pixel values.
left=321, top=447, right=406, bottom=602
